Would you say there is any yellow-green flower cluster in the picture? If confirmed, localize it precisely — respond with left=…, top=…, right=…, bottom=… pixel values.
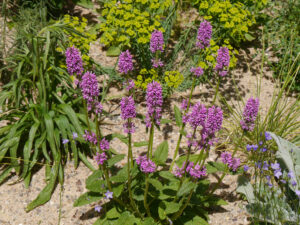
left=57, top=15, right=96, bottom=65
left=99, top=0, right=174, bottom=47
left=135, top=68, right=159, bottom=89
left=198, top=0, right=256, bottom=44
left=164, top=71, right=184, bottom=89
left=197, top=39, right=238, bottom=70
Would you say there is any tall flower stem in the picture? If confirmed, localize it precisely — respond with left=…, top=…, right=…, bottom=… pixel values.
left=143, top=174, right=151, bottom=217
left=213, top=76, right=220, bottom=105
left=147, top=121, right=155, bottom=159
left=83, top=101, right=91, bottom=132
left=170, top=76, right=196, bottom=171
left=128, top=130, right=134, bottom=168
left=171, top=188, right=194, bottom=221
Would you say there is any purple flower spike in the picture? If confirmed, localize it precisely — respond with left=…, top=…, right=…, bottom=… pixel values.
left=190, top=67, right=204, bottom=77
left=151, top=58, right=164, bottom=68
left=221, top=152, right=240, bottom=171
left=196, top=20, right=212, bottom=49
left=240, top=97, right=259, bottom=131
left=150, top=30, right=164, bottom=53
left=83, top=130, right=97, bottom=145
left=189, top=165, right=207, bottom=179
left=187, top=103, right=207, bottom=129
left=123, top=121, right=136, bottom=134
left=95, top=152, right=107, bottom=165
left=118, top=50, right=133, bottom=74
left=65, top=47, right=83, bottom=76
left=80, top=71, right=99, bottom=103
left=215, top=47, right=230, bottom=76
left=180, top=99, right=188, bottom=111
left=120, top=96, right=136, bottom=120
left=145, top=81, right=163, bottom=128
left=100, top=138, right=109, bottom=151
left=136, top=155, right=156, bottom=173
left=123, top=80, right=135, bottom=91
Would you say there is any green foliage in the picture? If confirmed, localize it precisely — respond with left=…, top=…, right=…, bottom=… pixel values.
left=237, top=133, right=300, bottom=224
left=191, top=0, right=258, bottom=46
left=0, top=6, right=92, bottom=210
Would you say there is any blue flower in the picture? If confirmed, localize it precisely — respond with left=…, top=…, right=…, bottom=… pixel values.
left=265, top=132, right=272, bottom=141
left=274, top=170, right=282, bottom=179
left=252, top=145, right=258, bottom=151
left=244, top=165, right=249, bottom=172
left=271, top=163, right=280, bottom=170
left=62, top=139, right=69, bottom=144
left=104, top=190, right=113, bottom=200
left=95, top=205, right=102, bottom=212
left=72, top=132, right=78, bottom=139
left=246, top=144, right=252, bottom=152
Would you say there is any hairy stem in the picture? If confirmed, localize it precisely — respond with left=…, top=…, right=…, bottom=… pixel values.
left=171, top=189, right=194, bottom=221
left=143, top=174, right=151, bottom=217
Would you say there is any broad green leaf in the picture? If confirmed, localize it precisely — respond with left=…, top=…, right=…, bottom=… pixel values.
left=141, top=218, right=157, bottom=225
left=207, top=196, right=228, bottom=206
left=106, top=46, right=121, bottom=57
left=112, top=183, right=124, bottom=197
left=154, top=141, right=169, bottom=165
left=106, top=207, right=121, bottom=219
left=86, top=170, right=106, bottom=192
left=159, top=171, right=177, bottom=181
left=174, top=105, right=182, bottom=127
left=236, top=175, right=255, bottom=203
left=107, top=154, right=125, bottom=167
left=73, top=192, right=102, bottom=207
left=205, top=163, right=218, bottom=174
left=245, top=33, right=255, bottom=41
left=115, top=211, right=140, bottom=224
left=110, top=164, right=128, bottom=183
left=161, top=118, right=172, bottom=124
left=165, top=202, right=181, bottom=214
left=177, top=180, right=196, bottom=197
left=148, top=178, right=163, bottom=190
left=207, top=161, right=226, bottom=172
left=77, top=0, right=94, bottom=8
left=175, top=154, right=199, bottom=167
left=158, top=202, right=166, bottom=220
left=269, top=132, right=300, bottom=190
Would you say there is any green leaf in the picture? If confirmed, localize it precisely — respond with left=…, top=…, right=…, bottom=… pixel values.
left=148, top=178, right=163, bottom=190
left=107, top=207, right=121, bottom=219
left=269, top=132, right=300, bottom=190
left=165, top=202, right=181, bottom=214
left=236, top=175, right=255, bottom=203
left=0, top=167, right=13, bottom=185
left=207, top=161, right=226, bottom=172
left=205, top=163, right=218, bottom=174
left=177, top=180, right=196, bottom=197
left=207, top=196, right=228, bottom=206
left=158, top=202, right=166, bottom=220
left=86, top=170, right=106, bottom=192
left=174, top=105, right=182, bottom=127
left=78, top=151, right=96, bottom=171
left=245, top=33, right=255, bottom=41
left=26, top=154, right=61, bottom=211
left=73, top=192, right=103, bottom=207
left=76, top=0, right=94, bottom=8
left=110, top=164, right=128, bottom=182
left=134, top=141, right=148, bottom=147
left=159, top=171, right=177, bottom=181
left=106, top=46, right=121, bottom=57
left=141, top=218, right=157, bottom=225
left=112, top=183, right=124, bottom=197
left=154, top=141, right=169, bottom=165
left=59, top=104, right=83, bottom=136
left=161, top=118, right=172, bottom=124
left=107, top=154, right=125, bottom=167
left=115, top=211, right=140, bottom=224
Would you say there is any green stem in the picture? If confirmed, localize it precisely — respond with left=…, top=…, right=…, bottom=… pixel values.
left=143, top=174, right=151, bottom=217
left=170, top=77, right=196, bottom=171
left=57, top=184, right=63, bottom=225
left=147, top=122, right=154, bottom=159
left=212, top=76, right=220, bottom=105
left=128, top=120, right=134, bottom=168
left=84, top=101, right=91, bottom=132
left=171, top=189, right=194, bottom=221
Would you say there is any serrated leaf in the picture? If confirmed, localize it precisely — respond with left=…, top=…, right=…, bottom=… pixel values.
left=159, top=171, right=177, bottom=181
left=154, top=141, right=168, bottom=165
left=148, top=178, right=163, bottom=190
left=158, top=202, right=166, bottom=220
left=112, top=183, right=124, bottom=197
left=110, top=164, right=128, bottom=182
left=86, top=170, right=106, bottom=192
left=207, top=161, right=226, bottom=172
left=107, top=207, right=121, bottom=219
left=107, top=154, right=125, bottom=167
left=177, top=180, right=196, bottom=197
left=174, top=105, right=182, bottom=127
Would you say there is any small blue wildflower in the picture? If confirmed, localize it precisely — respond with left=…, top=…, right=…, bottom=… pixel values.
left=262, top=161, right=269, bottom=170
left=62, top=139, right=69, bottom=144
left=266, top=175, right=271, bottom=181
left=246, top=144, right=252, bottom=151
left=252, top=145, right=258, bottom=151
left=95, top=205, right=102, bottom=212
left=255, top=161, right=262, bottom=169
left=244, top=165, right=249, bottom=172
left=261, top=147, right=267, bottom=153
left=104, top=190, right=113, bottom=200
left=265, top=132, right=272, bottom=141
left=288, top=171, right=294, bottom=179
left=271, top=163, right=280, bottom=170
left=296, top=190, right=300, bottom=198
left=259, top=141, right=263, bottom=146
left=280, top=179, right=286, bottom=184
left=274, top=170, right=282, bottom=179
left=72, top=132, right=78, bottom=139
left=291, top=180, right=297, bottom=187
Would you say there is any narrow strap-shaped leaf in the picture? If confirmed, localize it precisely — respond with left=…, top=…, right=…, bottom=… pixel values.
left=44, top=113, right=57, bottom=156
left=26, top=153, right=61, bottom=211
left=59, top=104, right=83, bottom=136
left=0, top=167, right=13, bottom=185
left=78, top=151, right=96, bottom=171
left=0, top=137, right=19, bottom=162
left=21, top=122, right=40, bottom=178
